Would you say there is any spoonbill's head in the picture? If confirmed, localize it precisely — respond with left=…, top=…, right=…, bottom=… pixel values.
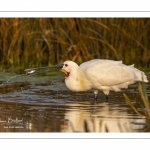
left=60, top=60, right=79, bottom=77
left=24, top=60, right=79, bottom=77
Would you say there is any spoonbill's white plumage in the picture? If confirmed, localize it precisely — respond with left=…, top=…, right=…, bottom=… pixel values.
left=25, top=59, right=148, bottom=102
left=59, top=59, right=148, bottom=101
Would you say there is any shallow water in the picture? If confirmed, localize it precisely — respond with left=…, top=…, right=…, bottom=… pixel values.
left=0, top=71, right=150, bottom=132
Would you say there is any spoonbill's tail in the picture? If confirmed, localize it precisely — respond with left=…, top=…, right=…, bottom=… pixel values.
left=130, top=65, right=148, bottom=83
left=136, top=70, right=148, bottom=83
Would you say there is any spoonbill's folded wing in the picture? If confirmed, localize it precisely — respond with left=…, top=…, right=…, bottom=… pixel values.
left=80, top=59, right=148, bottom=88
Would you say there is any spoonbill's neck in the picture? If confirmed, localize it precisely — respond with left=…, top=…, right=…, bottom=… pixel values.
left=65, top=66, right=78, bottom=80
left=65, top=67, right=91, bottom=92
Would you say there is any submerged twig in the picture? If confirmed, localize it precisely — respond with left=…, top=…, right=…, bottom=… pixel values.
left=123, top=93, right=145, bottom=120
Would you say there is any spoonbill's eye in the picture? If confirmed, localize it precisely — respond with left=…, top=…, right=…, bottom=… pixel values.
left=65, top=64, right=68, bottom=67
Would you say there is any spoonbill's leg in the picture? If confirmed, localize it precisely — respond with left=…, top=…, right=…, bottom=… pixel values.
left=94, top=90, right=99, bottom=101
left=105, top=95, right=109, bottom=102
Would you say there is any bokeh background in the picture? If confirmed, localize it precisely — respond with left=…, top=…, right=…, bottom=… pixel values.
left=0, top=18, right=150, bottom=71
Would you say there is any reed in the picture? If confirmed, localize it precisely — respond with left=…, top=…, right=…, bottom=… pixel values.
left=123, top=82, right=150, bottom=131
left=0, top=18, right=150, bottom=70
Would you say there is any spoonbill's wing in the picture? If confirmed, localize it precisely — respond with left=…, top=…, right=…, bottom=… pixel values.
left=80, top=59, right=122, bottom=69
left=80, top=59, right=135, bottom=86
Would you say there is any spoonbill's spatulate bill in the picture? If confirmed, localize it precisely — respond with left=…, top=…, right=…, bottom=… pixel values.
left=25, top=59, right=148, bottom=102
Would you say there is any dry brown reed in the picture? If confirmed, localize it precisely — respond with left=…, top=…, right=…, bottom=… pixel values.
left=0, top=18, right=150, bottom=70
left=124, top=82, right=150, bottom=130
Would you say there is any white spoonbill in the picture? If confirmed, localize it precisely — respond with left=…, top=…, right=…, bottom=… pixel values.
left=25, top=59, right=148, bottom=102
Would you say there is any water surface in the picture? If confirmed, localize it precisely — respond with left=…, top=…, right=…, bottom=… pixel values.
left=0, top=71, right=149, bottom=132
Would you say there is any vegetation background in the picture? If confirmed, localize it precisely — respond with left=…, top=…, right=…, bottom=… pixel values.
left=0, top=18, right=150, bottom=71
